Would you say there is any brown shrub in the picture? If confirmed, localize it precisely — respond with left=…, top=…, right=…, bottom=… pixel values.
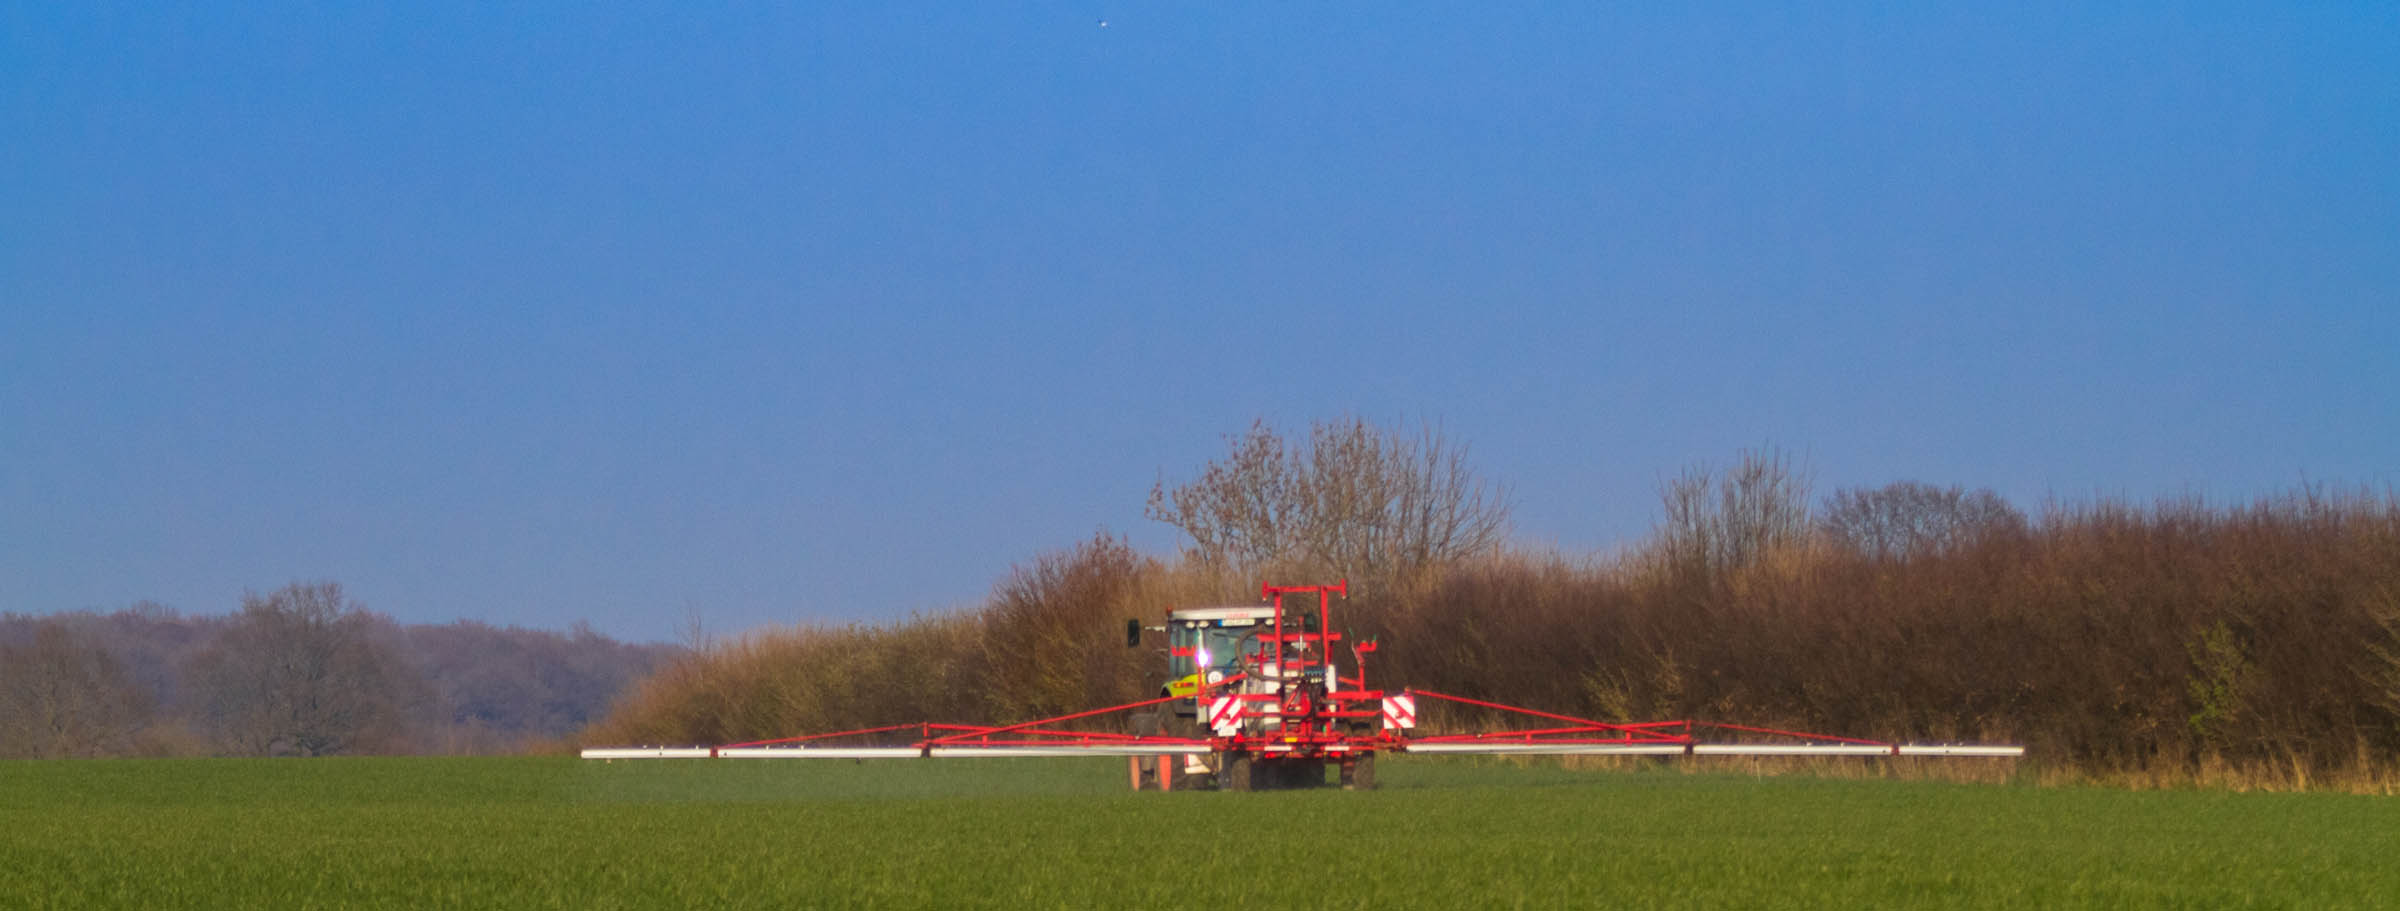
left=585, top=485, right=2400, bottom=786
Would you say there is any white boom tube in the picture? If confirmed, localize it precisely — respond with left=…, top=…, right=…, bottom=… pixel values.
left=717, top=747, right=925, bottom=759
left=1404, top=743, right=1691, bottom=756
left=1404, top=743, right=2026, bottom=757
left=580, top=748, right=715, bottom=759
left=927, top=745, right=1213, bottom=758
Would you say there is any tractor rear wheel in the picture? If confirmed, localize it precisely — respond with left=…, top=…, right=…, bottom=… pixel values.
left=1220, top=754, right=1255, bottom=792
left=1350, top=752, right=1377, bottom=790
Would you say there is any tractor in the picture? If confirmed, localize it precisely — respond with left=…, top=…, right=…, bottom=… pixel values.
left=1127, top=581, right=1391, bottom=790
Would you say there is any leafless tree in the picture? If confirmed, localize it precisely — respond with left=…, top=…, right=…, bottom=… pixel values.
left=183, top=582, right=424, bottom=756
left=1655, top=447, right=1813, bottom=580
left=1146, top=418, right=1512, bottom=586
left=1818, top=481, right=2028, bottom=561
left=0, top=621, right=152, bottom=758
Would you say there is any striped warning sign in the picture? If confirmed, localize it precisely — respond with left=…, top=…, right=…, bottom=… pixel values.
left=1381, top=694, right=1417, bottom=730
left=1208, top=695, right=1245, bottom=735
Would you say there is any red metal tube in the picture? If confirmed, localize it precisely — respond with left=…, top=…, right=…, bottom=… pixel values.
left=1408, top=689, right=1678, bottom=738
left=1690, top=720, right=1890, bottom=747
left=923, top=693, right=1186, bottom=746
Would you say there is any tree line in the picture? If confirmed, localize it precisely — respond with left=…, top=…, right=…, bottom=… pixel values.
left=0, top=585, right=678, bottom=758
left=589, top=418, right=2400, bottom=788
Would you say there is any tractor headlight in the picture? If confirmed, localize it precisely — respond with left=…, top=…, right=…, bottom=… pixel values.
left=1196, top=647, right=1211, bottom=668
left=1207, top=671, right=1225, bottom=684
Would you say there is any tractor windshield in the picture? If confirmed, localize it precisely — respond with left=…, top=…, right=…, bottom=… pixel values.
left=1169, top=623, right=1261, bottom=679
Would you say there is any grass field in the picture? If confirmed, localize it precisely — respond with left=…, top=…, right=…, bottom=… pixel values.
left=2, top=757, right=2392, bottom=909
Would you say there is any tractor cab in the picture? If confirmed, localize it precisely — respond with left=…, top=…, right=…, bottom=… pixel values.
left=1158, top=606, right=1280, bottom=705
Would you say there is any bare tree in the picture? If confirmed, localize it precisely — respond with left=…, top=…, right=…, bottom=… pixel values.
left=1146, top=418, right=1512, bottom=585
left=0, top=621, right=152, bottom=758
left=1818, top=481, right=2027, bottom=561
left=183, top=582, right=423, bottom=756
left=1655, top=447, right=1813, bottom=580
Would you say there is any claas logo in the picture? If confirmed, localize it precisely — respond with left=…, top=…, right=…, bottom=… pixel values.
left=1166, top=673, right=1204, bottom=698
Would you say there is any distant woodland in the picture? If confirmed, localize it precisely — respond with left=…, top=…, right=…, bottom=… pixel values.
left=0, top=585, right=678, bottom=758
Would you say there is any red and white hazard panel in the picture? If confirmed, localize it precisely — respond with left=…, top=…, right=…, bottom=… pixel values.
left=1207, top=695, right=1246, bottom=735
left=1381, top=693, right=1417, bottom=730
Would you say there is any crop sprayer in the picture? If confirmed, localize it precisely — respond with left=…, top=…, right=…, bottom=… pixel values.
left=582, top=581, right=2024, bottom=789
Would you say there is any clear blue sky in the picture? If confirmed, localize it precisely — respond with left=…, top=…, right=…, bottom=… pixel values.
left=5, top=2, right=2394, bottom=642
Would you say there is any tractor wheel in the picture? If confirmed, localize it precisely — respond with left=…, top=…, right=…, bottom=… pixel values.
left=1350, top=752, right=1377, bottom=790
left=1220, top=754, right=1254, bottom=792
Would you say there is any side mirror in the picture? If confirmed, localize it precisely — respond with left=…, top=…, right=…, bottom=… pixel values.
left=1125, top=618, right=1142, bottom=648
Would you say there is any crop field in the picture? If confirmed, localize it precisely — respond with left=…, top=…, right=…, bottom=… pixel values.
left=2, top=757, right=2392, bottom=909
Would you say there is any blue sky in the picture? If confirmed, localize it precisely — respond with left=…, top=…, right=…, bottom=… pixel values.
left=4, top=2, right=2394, bottom=642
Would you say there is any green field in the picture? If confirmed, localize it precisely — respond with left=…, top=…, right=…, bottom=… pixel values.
left=1, top=757, right=2391, bottom=909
